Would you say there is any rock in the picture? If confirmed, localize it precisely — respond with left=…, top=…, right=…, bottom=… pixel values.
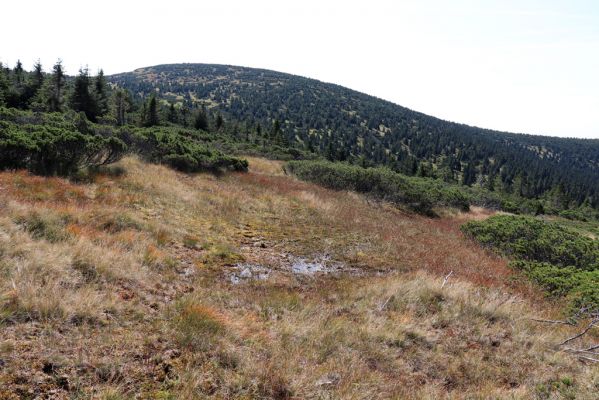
left=315, top=373, right=340, bottom=387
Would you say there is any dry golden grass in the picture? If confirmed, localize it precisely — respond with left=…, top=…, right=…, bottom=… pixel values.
left=0, top=156, right=597, bottom=399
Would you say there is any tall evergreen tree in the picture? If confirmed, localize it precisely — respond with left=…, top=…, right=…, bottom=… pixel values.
left=215, top=113, right=224, bottom=130
left=47, top=60, right=66, bottom=112
left=94, top=69, right=109, bottom=117
left=113, top=88, right=131, bottom=126
left=272, top=119, right=281, bottom=141
left=142, top=95, right=159, bottom=127
left=70, top=67, right=96, bottom=121
left=180, top=105, right=190, bottom=127
left=193, top=107, right=208, bottom=131
left=23, top=60, right=44, bottom=107
left=7, top=60, right=26, bottom=108
left=167, top=102, right=178, bottom=123
left=0, top=62, right=7, bottom=106
left=461, top=162, right=477, bottom=186
left=13, top=60, right=24, bottom=86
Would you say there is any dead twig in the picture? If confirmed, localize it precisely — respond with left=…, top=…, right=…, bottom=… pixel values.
left=530, top=318, right=575, bottom=326
left=583, top=344, right=599, bottom=352
left=379, top=295, right=394, bottom=311
left=441, top=271, right=453, bottom=288
left=559, top=319, right=598, bottom=346
left=577, top=356, right=599, bottom=363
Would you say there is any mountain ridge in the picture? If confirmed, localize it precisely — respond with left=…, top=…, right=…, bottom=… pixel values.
left=121, top=62, right=599, bottom=141
left=108, top=63, right=599, bottom=208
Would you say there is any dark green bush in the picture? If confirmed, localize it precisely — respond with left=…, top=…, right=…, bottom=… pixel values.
left=121, top=127, right=248, bottom=173
left=285, top=160, right=476, bottom=215
left=0, top=107, right=127, bottom=176
left=461, top=215, right=598, bottom=270
left=0, top=107, right=248, bottom=176
left=462, top=215, right=599, bottom=314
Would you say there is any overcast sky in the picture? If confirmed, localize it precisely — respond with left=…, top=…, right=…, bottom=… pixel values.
left=2, top=0, right=598, bottom=138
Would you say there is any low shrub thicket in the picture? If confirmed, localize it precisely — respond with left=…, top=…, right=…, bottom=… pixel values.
left=0, top=107, right=248, bottom=176
left=462, top=215, right=599, bottom=313
left=286, top=160, right=470, bottom=215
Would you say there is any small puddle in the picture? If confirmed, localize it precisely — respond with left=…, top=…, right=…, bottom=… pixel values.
left=229, top=255, right=352, bottom=284
left=230, top=263, right=271, bottom=284
left=290, top=254, right=350, bottom=276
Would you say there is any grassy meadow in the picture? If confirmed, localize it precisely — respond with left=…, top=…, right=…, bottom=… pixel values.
left=0, top=157, right=597, bottom=399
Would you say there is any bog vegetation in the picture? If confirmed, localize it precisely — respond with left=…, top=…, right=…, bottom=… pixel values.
left=0, top=156, right=597, bottom=398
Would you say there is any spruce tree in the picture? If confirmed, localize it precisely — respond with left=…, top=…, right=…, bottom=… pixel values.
left=167, top=102, right=178, bottom=123
left=7, top=60, right=26, bottom=108
left=94, top=69, right=109, bottom=118
left=144, top=95, right=159, bottom=127
left=24, top=60, right=44, bottom=106
left=193, top=107, right=208, bottom=131
left=47, top=60, right=66, bottom=112
left=113, top=88, right=131, bottom=126
left=180, top=105, right=190, bottom=127
left=461, top=162, right=476, bottom=186
left=70, top=67, right=96, bottom=121
left=215, top=113, right=224, bottom=130
left=0, top=62, right=7, bottom=106
left=13, top=60, right=24, bottom=86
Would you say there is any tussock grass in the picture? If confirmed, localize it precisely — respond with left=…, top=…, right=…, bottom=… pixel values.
left=0, top=156, right=597, bottom=398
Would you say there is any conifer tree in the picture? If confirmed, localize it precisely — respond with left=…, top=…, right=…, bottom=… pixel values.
left=113, top=88, right=131, bottom=126
left=167, top=102, right=178, bottom=123
left=0, top=62, right=7, bottom=106
left=193, top=107, right=208, bottom=131
left=215, top=113, right=224, bottom=130
left=94, top=69, right=109, bottom=117
left=7, top=60, right=26, bottom=108
left=24, top=60, right=44, bottom=106
left=47, top=60, right=66, bottom=112
left=180, top=105, right=190, bottom=127
left=144, top=95, right=159, bottom=127
left=13, top=60, right=24, bottom=86
left=461, top=162, right=476, bottom=186
left=70, top=67, right=96, bottom=121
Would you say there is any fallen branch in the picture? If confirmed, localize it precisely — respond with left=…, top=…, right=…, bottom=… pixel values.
left=577, top=356, right=599, bottom=363
left=559, top=319, right=598, bottom=346
left=530, top=318, right=574, bottom=326
left=441, top=271, right=453, bottom=288
left=379, top=295, right=394, bottom=311
left=562, top=348, right=599, bottom=356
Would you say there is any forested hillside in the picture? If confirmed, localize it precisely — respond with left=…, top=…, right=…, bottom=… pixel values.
left=109, top=63, right=599, bottom=210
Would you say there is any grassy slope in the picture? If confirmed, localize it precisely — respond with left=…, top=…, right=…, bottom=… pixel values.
left=0, top=157, right=597, bottom=399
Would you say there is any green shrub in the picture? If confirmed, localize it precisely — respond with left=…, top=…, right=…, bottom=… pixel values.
left=461, top=215, right=598, bottom=270
left=0, top=107, right=127, bottom=176
left=462, top=215, right=599, bottom=314
left=286, top=160, right=470, bottom=215
left=121, top=127, right=248, bottom=172
left=0, top=107, right=247, bottom=176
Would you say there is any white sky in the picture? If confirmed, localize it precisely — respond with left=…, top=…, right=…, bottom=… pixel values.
left=2, top=0, right=599, bottom=138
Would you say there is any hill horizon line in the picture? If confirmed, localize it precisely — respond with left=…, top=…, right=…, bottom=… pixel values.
left=109, top=62, right=598, bottom=141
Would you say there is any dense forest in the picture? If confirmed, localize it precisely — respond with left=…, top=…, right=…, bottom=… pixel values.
left=109, top=63, right=599, bottom=212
